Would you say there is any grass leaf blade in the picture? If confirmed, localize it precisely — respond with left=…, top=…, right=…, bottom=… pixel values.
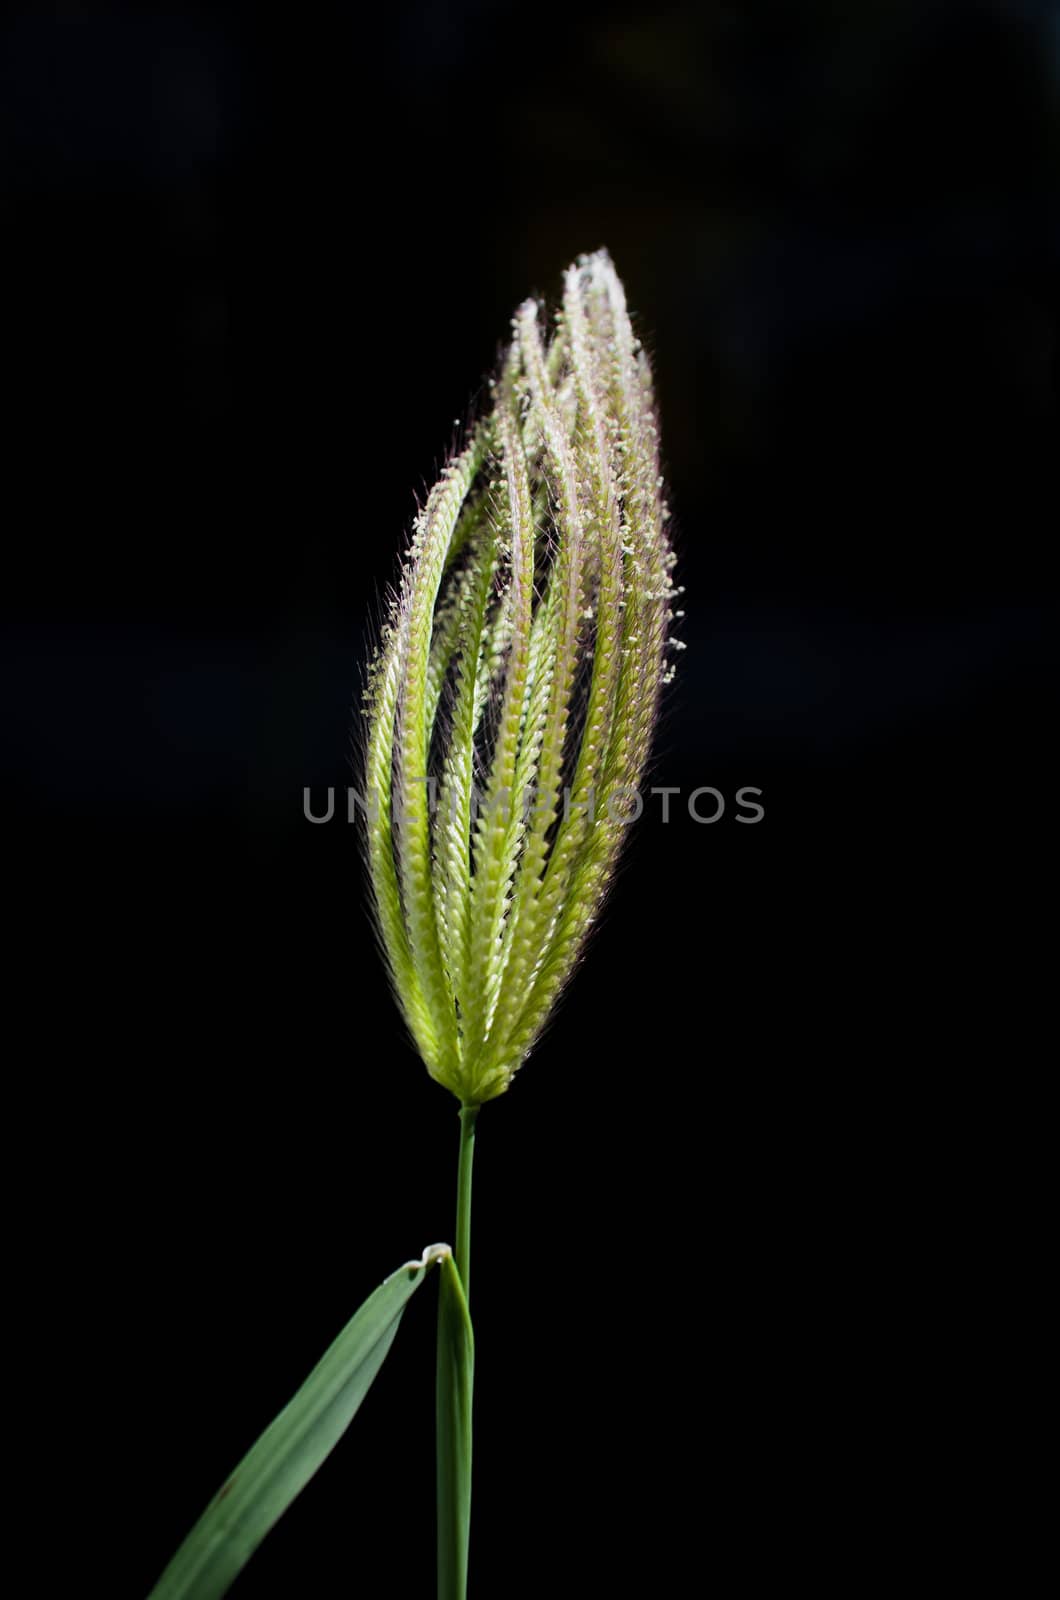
left=148, top=1244, right=451, bottom=1600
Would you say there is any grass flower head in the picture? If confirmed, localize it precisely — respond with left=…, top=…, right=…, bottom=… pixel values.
left=362, top=251, right=680, bottom=1104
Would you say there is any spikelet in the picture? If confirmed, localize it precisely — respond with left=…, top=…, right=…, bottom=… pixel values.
left=362, top=252, right=679, bottom=1104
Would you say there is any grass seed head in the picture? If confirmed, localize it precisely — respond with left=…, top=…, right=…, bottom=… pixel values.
left=362, top=251, right=679, bottom=1103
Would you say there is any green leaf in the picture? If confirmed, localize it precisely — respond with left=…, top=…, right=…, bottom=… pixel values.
left=436, top=1252, right=474, bottom=1600
left=148, top=1244, right=451, bottom=1600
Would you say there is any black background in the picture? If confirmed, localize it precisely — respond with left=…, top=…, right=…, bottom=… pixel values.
left=5, top=2, right=1055, bottom=1594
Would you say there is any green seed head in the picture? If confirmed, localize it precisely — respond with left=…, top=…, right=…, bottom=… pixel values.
left=362, top=251, right=679, bottom=1104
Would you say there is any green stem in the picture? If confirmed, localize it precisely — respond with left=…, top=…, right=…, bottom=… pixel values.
left=455, top=1103, right=478, bottom=1302
left=437, top=1103, right=478, bottom=1600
